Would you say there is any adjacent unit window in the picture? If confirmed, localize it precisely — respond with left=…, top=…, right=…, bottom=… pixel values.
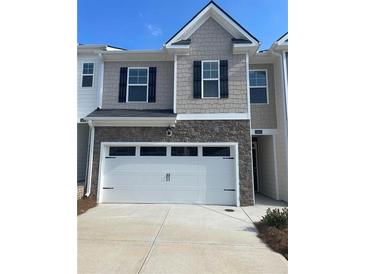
left=140, top=147, right=166, bottom=156
left=249, top=70, right=268, bottom=103
left=128, top=68, right=148, bottom=102
left=203, top=147, right=231, bottom=157
left=171, top=147, right=198, bottom=157
left=81, top=63, right=94, bottom=87
left=202, top=60, right=220, bottom=98
left=109, top=147, right=136, bottom=156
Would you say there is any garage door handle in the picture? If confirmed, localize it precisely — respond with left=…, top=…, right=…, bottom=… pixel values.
left=224, top=189, right=235, bottom=191
left=105, top=156, right=116, bottom=159
left=103, top=187, right=114, bottom=189
left=166, top=173, right=170, bottom=182
left=223, top=157, right=234, bottom=159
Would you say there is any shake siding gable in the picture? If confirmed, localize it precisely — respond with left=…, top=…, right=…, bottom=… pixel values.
left=176, top=18, right=248, bottom=114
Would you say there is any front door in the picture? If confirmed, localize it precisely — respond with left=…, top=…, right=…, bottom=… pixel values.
left=252, top=142, right=259, bottom=192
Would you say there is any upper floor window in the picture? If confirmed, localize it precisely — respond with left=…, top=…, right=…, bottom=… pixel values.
left=127, top=68, right=148, bottom=102
left=81, top=63, right=94, bottom=87
left=202, top=60, right=220, bottom=98
left=249, top=70, right=268, bottom=104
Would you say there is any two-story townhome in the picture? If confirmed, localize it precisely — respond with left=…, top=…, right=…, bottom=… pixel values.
left=79, top=1, right=288, bottom=206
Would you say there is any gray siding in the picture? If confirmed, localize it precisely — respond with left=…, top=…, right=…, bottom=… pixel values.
left=176, top=18, right=248, bottom=114
left=77, top=123, right=89, bottom=181
left=257, top=135, right=277, bottom=199
left=250, top=64, right=277, bottom=129
left=102, top=61, right=174, bottom=109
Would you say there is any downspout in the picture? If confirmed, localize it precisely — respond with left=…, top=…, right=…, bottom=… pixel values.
left=271, top=50, right=288, bottom=200
left=97, top=53, right=104, bottom=108
left=173, top=54, right=177, bottom=114
left=85, top=120, right=95, bottom=197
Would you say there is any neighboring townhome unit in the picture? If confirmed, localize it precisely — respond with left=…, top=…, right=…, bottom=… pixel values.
left=77, top=44, right=123, bottom=184
left=81, top=1, right=288, bottom=206
left=249, top=32, right=288, bottom=202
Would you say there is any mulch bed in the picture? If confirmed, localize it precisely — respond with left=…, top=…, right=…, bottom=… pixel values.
left=254, top=222, right=288, bottom=259
left=77, top=196, right=97, bottom=215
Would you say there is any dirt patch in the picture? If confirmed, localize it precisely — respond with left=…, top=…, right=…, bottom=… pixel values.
left=255, top=222, right=288, bottom=259
left=77, top=196, right=96, bottom=215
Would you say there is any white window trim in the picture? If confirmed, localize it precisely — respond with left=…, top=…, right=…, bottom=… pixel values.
left=201, top=60, right=220, bottom=99
left=126, top=67, right=149, bottom=103
left=81, top=62, right=95, bottom=88
left=249, top=69, right=269, bottom=104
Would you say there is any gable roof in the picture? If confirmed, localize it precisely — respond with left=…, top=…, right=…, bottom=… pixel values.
left=276, top=32, right=288, bottom=45
left=165, top=1, right=259, bottom=47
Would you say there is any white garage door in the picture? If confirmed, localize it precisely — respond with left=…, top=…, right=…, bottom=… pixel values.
left=99, top=144, right=237, bottom=206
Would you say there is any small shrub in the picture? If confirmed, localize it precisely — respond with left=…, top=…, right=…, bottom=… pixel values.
left=261, top=208, right=288, bottom=229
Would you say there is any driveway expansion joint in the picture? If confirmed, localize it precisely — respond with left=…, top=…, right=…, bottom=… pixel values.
left=137, top=205, right=171, bottom=274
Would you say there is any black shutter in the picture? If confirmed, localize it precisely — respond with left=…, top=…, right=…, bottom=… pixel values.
left=148, top=67, right=156, bottom=103
left=220, top=60, right=228, bottom=98
left=193, top=61, right=202, bottom=98
left=119, top=67, right=128, bottom=102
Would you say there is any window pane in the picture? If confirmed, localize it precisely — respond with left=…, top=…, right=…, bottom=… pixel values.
left=211, top=62, right=218, bottom=70
left=140, top=147, right=166, bottom=156
left=203, top=80, right=219, bottom=97
left=138, top=76, right=147, bottom=84
left=203, top=61, right=219, bottom=79
left=250, top=87, right=267, bottom=103
left=203, top=70, right=210, bottom=78
left=83, top=63, right=94, bottom=74
left=82, top=75, right=93, bottom=87
left=249, top=71, right=266, bottom=87
left=128, top=86, right=147, bottom=101
left=129, top=69, right=138, bottom=76
left=210, top=70, right=218, bottom=78
left=129, top=76, right=138, bottom=84
left=203, top=147, right=231, bottom=157
left=129, top=69, right=147, bottom=84
left=138, top=69, right=147, bottom=76
left=171, top=147, right=198, bottom=156
left=109, top=147, right=136, bottom=156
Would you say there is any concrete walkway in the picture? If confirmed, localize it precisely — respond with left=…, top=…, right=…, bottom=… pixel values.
left=243, top=194, right=288, bottom=223
left=78, top=203, right=287, bottom=274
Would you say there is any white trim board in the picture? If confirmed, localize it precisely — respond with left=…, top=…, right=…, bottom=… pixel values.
left=97, top=141, right=241, bottom=206
left=251, top=129, right=277, bottom=135
left=177, top=113, right=249, bottom=120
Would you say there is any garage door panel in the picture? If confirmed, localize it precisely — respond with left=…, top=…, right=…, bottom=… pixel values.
left=100, top=145, right=237, bottom=205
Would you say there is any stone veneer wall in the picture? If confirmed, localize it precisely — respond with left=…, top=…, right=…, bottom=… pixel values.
left=90, top=120, right=254, bottom=206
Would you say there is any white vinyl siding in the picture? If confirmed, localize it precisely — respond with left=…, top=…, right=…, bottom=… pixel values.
left=77, top=55, right=101, bottom=122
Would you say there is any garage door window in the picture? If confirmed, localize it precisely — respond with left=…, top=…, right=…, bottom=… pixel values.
left=140, top=147, right=166, bottom=156
left=109, top=147, right=136, bottom=156
left=171, top=147, right=198, bottom=156
left=203, top=147, right=230, bottom=157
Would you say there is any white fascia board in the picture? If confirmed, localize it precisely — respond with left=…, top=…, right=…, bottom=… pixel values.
left=166, top=3, right=258, bottom=47
left=276, top=33, right=288, bottom=45
left=165, top=44, right=190, bottom=49
left=85, top=116, right=176, bottom=121
left=176, top=113, right=250, bottom=120
left=91, top=119, right=176, bottom=127
left=102, top=50, right=173, bottom=61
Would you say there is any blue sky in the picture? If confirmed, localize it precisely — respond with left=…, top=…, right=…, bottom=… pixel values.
left=78, top=0, right=287, bottom=50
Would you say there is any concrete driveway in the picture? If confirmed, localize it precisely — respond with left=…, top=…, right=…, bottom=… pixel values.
left=78, top=204, right=287, bottom=274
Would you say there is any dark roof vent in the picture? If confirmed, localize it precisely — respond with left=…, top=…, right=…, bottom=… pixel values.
left=231, top=38, right=252, bottom=44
